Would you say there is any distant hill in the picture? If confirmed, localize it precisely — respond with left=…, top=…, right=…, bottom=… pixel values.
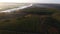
left=33, top=4, right=60, bottom=9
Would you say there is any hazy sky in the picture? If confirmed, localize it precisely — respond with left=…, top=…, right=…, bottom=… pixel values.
left=0, top=0, right=60, bottom=3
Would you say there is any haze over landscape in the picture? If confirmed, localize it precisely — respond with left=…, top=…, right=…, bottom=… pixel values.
left=0, top=3, right=60, bottom=12
left=0, top=3, right=31, bottom=11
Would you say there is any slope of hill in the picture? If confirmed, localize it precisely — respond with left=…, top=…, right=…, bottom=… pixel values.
left=0, top=4, right=60, bottom=34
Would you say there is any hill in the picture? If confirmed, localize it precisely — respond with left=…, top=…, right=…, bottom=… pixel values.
left=0, top=4, right=59, bottom=34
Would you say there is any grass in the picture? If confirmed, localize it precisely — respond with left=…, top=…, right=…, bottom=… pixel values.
left=0, top=8, right=59, bottom=34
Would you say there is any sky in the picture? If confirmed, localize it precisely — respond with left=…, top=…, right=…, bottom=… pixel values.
left=0, top=0, right=60, bottom=3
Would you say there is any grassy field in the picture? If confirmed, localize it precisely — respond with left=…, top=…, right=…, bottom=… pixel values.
left=0, top=7, right=59, bottom=34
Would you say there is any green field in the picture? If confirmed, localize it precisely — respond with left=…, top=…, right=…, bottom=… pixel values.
left=0, top=7, right=60, bottom=34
